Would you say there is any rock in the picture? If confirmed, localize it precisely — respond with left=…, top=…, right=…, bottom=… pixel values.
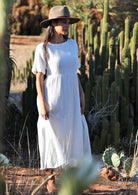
left=100, top=167, right=119, bottom=181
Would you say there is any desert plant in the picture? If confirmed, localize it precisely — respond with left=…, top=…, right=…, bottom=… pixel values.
left=58, top=157, right=100, bottom=195
left=102, top=147, right=116, bottom=166
left=123, top=157, right=133, bottom=175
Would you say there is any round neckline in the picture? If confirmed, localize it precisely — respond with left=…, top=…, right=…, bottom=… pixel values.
left=48, top=39, right=69, bottom=45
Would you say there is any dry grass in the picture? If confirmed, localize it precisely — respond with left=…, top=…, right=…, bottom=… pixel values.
left=130, top=130, right=138, bottom=178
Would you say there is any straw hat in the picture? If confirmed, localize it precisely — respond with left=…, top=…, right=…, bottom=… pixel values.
left=40, top=5, right=80, bottom=28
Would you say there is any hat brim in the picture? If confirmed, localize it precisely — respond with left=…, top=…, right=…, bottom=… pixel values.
left=40, top=17, right=80, bottom=28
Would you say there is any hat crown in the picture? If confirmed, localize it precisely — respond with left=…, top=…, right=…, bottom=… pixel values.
left=49, top=6, right=70, bottom=19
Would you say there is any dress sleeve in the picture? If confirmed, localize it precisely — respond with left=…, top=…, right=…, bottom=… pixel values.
left=74, top=40, right=81, bottom=69
left=32, top=44, right=46, bottom=75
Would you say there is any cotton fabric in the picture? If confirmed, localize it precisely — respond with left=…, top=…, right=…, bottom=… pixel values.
left=32, top=38, right=91, bottom=170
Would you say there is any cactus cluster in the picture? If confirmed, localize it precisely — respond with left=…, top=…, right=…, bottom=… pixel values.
left=68, top=0, right=138, bottom=152
left=102, top=147, right=116, bottom=166
left=102, top=147, right=133, bottom=175
left=12, top=51, right=34, bottom=81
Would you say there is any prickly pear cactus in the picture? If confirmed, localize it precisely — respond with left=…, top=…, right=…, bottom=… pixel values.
left=123, top=157, right=132, bottom=174
left=119, top=151, right=125, bottom=168
left=111, top=153, right=120, bottom=168
left=102, top=147, right=116, bottom=166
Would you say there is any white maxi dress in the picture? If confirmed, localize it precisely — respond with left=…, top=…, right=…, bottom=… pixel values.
left=32, top=38, right=91, bottom=170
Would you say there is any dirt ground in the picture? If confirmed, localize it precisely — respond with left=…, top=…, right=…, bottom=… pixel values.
left=3, top=166, right=138, bottom=195
left=10, top=35, right=44, bottom=93
left=7, top=35, right=138, bottom=195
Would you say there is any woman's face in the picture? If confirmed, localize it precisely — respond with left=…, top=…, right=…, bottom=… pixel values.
left=52, top=19, right=70, bottom=36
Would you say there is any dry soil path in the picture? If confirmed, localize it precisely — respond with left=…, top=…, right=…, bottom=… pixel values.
left=10, top=35, right=43, bottom=93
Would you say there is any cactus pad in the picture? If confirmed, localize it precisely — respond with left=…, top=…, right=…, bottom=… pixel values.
left=102, top=147, right=116, bottom=166
left=123, top=157, right=132, bottom=174
left=119, top=151, right=125, bottom=168
left=111, top=153, right=120, bottom=168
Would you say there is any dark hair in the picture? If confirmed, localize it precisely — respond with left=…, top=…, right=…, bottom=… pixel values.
left=43, top=25, right=54, bottom=61
left=43, top=19, right=68, bottom=61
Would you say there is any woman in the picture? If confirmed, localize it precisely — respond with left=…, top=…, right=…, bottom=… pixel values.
left=32, top=5, right=91, bottom=192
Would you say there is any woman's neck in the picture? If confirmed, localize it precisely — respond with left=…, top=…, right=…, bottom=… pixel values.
left=50, top=33, right=66, bottom=44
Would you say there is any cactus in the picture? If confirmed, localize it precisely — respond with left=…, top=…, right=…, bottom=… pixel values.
left=88, top=24, right=94, bottom=50
left=106, top=31, right=110, bottom=64
left=114, top=121, right=120, bottom=147
left=118, top=31, right=124, bottom=63
left=111, top=153, right=120, bottom=168
left=102, top=147, right=116, bottom=166
left=103, top=0, right=109, bottom=26
left=119, top=151, right=126, bottom=168
left=94, top=34, right=99, bottom=74
left=108, top=37, right=116, bottom=83
left=127, top=118, right=134, bottom=137
left=102, top=71, right=109, bottom=106
left=110, top=82, right=117, bottom=122
left=93, top=135, right=100, bottom=153
left=99, top=30, right=107, bottom=72
left=123, top=157, right=132, bottom=174
left=115, top=65, right=122, bottom=95
left=74, top=23, right=78, bottom=44
left=82, top=24, right=86, bottom=48
left=88, top=56, right=93, bottom=90
left=100, top=118, right=109, bottom=151
left=124, top=58, right=130, bottom=103
left=94, top=76, right=102, bottom=105
left=124, top=18, right=130, bottom=47
left=131, top=22, right=138, bottom=74
left=85, top=80, right=91, bottom=111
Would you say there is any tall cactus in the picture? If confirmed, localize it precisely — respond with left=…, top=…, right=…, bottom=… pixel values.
left=103, top=0, right=109, bottom=26
left=124, top=58, right=130, bottom=103
left=108, top=37, right=116, bottom=83
left=74, top=23, right=78, bottom=44
left=88, top=24, right=94, bottom=50
left=102, top=71, right=109, bottom=106
left=118, top=31, right=124, bottom=63
left=99, top=30, right=108, bottom=73
left=100, top=118, right=109, bottom=151
left=114, top=121, right=120, bottom=147
left=94, top=34, right=99, bottom=74
left=82, top=23, right=86, bottom=48
left=124, top=18, right=130, bottom=47
left=115, top=65, right=122, bottom=96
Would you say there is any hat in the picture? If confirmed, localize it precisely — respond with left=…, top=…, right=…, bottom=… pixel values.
left=40, top=5, right=80, bottom=28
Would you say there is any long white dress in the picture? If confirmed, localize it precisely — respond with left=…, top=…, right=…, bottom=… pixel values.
left=32, top=38, right=91, bottom=170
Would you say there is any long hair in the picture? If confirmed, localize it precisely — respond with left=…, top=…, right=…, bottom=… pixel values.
left=43, top=25, right=54, bottom=61
left=43, top=19, right=68, bottom=62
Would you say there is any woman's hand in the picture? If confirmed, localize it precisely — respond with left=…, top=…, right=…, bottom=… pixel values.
left=40, top=103, right=49, bottom=120
left=80, top=91, right=85, bottom=115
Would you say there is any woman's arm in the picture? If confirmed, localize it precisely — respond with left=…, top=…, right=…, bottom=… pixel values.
left=78, top=75, right=85, bottom=115
left=36, top=72, right=49, bottom=120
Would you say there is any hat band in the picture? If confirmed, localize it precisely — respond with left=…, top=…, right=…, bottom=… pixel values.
left=50, top=16, right=70, bottom=19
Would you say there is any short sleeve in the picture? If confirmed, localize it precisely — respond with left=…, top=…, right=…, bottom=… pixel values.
left=73, top=40, right=81, bottom=69
left=32, top=43, right=46, bottom=75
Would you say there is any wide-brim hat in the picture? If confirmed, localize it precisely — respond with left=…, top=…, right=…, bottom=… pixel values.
left=40, top=5, right=80, bottom=28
